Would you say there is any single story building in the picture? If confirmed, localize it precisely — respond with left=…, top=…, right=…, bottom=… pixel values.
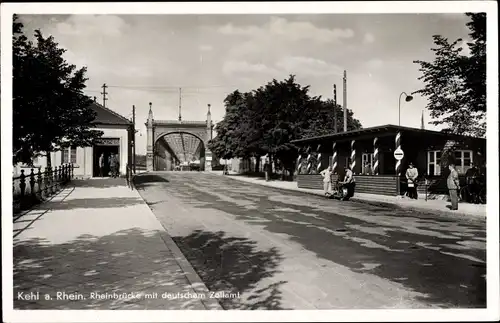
left=292, top=124, right=486, bottom=197
left=14, top=101, right=133, bottom=178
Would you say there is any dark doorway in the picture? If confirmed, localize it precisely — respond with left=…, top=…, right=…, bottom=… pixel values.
left=93, top=145, right=119, bottom=177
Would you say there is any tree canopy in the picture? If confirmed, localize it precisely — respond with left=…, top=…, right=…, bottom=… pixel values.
left=413, top=13, right=486, bottom=137
left=208, top=75, right=362, bottom=174
left=13, top=15, right=103, bottom=166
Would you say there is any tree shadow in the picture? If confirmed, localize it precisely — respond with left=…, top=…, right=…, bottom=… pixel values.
left=36, top=197, right=144, bottom=211
left=13, top=228, right=218, bottom=310
left=139, top=176, right=486, bottom=308
left=72, top=178, right=130, bottom=189
left=133, top=175, right=170, bottom=190
left=172, top=230, right=287, bottom=310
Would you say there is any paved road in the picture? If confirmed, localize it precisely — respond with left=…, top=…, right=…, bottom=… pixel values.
left=134, top=172, right=486, bottom=310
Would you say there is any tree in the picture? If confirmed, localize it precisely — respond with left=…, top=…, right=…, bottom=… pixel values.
left=13, top=15, right=103, bottom=166
left=209, top=75, right=363, bottom=178
left=413, top=13, right=486, bottom=137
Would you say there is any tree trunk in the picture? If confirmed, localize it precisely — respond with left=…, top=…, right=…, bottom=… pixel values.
left=255, top=156, right=261, bottom=173
left=46, top=151, right=52, bottom=168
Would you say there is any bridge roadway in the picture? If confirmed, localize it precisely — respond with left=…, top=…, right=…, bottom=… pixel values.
left=134, top=171, right=486, bottom=310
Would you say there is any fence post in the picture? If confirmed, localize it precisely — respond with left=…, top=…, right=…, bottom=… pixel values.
left=19, top=170, right=26, bottom=201
left=43, top=167, right=50, bottom=197
left=71, top=163, right=74, bottom=179
left=53, top=166, right=58, bottom=192
left=37, top=168, right=43, bottom=199
left=49, top=166, right=55, bottom=195
left=58, top=166, right=62, bottom=185
left=29, top=168, right=36, bottom=198
left=53, top=166, right=58, bottom=191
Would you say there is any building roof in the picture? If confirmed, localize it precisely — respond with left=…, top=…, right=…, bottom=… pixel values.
left=291, top=124, right=485, bottom=144
left=90, top=101, right=132, bottom=126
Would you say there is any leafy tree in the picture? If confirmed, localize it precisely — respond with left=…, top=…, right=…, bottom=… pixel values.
left=209, top=75, right=362, bottom=178
left=13, top=15, right=103, bottom=167
left=413, top=13, right=486, bottom=137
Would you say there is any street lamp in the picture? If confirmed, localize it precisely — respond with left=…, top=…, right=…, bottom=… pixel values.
left=398, top=92, right=413, bottom=126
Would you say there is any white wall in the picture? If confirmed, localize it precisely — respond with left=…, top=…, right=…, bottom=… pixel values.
left=13, top=126, right=129, bottom=178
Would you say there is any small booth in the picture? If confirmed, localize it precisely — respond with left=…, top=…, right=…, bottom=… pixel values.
left=292, top=125, right=486, bottom=197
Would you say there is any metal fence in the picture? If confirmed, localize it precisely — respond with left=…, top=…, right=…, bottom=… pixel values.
left=13, top=163, right=75, bottom=213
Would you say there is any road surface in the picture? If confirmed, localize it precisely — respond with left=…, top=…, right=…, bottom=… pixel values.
left=134, top=172, right=486, bottom=310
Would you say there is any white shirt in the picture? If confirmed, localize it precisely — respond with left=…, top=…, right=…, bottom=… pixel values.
left=320, top=168, right=333, bottom=183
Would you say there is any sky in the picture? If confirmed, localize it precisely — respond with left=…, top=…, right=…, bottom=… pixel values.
left=17, top=13, right=473, bottom=155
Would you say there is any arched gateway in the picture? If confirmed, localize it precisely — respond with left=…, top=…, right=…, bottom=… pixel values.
left=145, top=103, right=214, bottom=171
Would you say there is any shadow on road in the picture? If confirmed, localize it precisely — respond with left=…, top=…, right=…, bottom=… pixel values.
left=13, top=228, right=208, bottom=310
left=138, top=172, right=487, bottom=308
left=36, top=197, right=144, bottom=211
left=72, top=178, right=128, bottom=189
left=172, top=230, right=287, bottom=310
left=133, top=175, right=170, bottom=190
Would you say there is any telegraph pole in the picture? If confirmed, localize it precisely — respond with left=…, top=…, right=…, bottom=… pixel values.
left=101, top=83, right=108, bottom=107
left=333, top=84, right=338, bottom=133
left=178, top=87, right=182, bottom=121
left=343, top=70, right=347, bottom=132
left=132, top=105, right=136, bottom=174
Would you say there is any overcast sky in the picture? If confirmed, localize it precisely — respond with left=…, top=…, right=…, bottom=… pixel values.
left=18, top=13, right=472, bottom=154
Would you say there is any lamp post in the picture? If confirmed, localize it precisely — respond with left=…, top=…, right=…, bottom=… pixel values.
left=398, top=92, right=413, bottom=126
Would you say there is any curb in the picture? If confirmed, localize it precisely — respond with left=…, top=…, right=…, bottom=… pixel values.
left=216, top=173, right=486, bottom=223
left=131, top=179, right=223, bottom=310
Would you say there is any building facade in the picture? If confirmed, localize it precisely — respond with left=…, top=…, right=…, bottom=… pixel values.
left=292, top=125, right=486, bottom=197
left=14, top=102, right=133, bottom=178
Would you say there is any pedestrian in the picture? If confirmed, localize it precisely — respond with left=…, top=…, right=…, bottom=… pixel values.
left=114, top=154, right=120, bottom=177
left=109, top=153, right=116, bottom=178
left=99, top=153, right=105, bottom=177
left=465, top=163, right=480, bottom=203
left=405, top=162, right=419, bottom=199
left=364, top=161, right=372, bottom=175
left=320, top=165, right=333, bottom=196
left=264, top=159, right=270, bottom=181
left=447, top=163, right=460, bottom=210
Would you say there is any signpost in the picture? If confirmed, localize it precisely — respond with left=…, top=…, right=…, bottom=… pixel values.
left=393, top=148, right=404, bottom=161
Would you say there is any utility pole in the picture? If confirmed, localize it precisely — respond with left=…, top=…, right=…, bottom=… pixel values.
left=101, top=83, right=108, bottom=107
left=132, top=105, right=136, bottom=174
left=333, top=84, right=337, bottom=133
left=343, top=70, right=347, bottom=132
left=178, top=87, right=182, bottom=121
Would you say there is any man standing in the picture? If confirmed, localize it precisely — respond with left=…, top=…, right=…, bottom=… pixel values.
left=109, top=153, right=116, bottom=178
left=114, top=153, right=120, bottom=177
left=99, top=153, right=105, bottom=177
left=320, top=165, right=333, bottom=196
left=447, top=163, right=460, bottom=210
left=405, top=162, right=419, bottom=199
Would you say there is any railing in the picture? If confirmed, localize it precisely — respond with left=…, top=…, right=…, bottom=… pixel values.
left=13, top=163, right=75, bottom=213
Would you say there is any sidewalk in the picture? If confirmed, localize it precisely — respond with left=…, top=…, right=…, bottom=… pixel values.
left=212, top=172, right=487, bottom=220
left=12, top=178, right=222, bottom=310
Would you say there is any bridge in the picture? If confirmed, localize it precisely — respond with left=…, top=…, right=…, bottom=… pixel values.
left=145, top=103, right=214, bottom=171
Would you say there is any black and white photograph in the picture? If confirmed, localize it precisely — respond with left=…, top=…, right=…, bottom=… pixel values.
left=1, top=2, right=498, bottom=322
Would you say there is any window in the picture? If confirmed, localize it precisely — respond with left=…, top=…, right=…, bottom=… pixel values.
left=454, top=150, right=473, bottom=174
left=62, top=148, right=69, bottom=164
left=427, top=151, right=442, bottom=176
left=70, top=146, right=77, bottom=164
left=427, top=150, right=473, bottom=175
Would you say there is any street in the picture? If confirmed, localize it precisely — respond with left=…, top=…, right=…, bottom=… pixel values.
left=134, top=172, right=486, bottom=310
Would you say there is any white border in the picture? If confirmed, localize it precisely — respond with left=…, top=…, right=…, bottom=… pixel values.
left=2, top=2, right=499, bottom=322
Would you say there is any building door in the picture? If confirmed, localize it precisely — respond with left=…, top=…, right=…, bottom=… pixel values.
left=93, top=144, right=120, bottom=177
left=362, top=153, right=374, bottom=174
